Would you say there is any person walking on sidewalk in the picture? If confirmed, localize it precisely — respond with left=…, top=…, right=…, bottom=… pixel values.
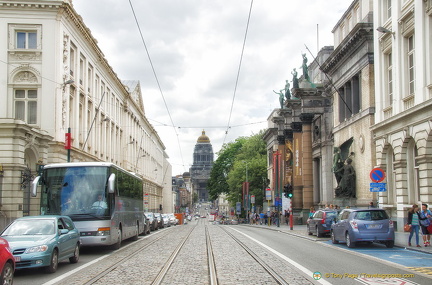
left=408, top=204, right=422, bottom=247
left=420, top=204, right=432, bottom=247
left=284, top=210, right=290, bottom=225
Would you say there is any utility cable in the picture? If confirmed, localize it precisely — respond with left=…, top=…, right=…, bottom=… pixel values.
left=128, top=0, right=186, bottom=171
left=222, top=0, right=254, bottom=145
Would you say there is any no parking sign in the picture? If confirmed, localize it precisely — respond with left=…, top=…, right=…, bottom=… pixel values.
left=370, top=168, right=386, bottom=183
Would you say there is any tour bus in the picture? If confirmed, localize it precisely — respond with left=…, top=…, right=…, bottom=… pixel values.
left=31, top=162, right=145, bottom=249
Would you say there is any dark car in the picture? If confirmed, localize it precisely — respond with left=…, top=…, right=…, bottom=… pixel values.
left=145, top=212, right=158, bottom=231
left=307, top=210, right=338, bottom=237
left=154, top=213, right=164, bottom=229
left=331, top=208, right=395, bottom=248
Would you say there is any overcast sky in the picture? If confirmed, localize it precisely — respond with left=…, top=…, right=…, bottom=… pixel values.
left=72, top=0, right=349, bottom=175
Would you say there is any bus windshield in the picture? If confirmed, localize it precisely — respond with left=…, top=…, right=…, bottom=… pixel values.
left=40, top=166, right=110, bottom=219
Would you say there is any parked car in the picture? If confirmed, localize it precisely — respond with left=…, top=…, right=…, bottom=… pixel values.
left=141, top=214, right=151, bottom=235
left=307, top=210, right=338, bottom=237
left=154, top=213, right=164, bottom=229
left=1, top=215, right=80, bottom=273
left=331, top=209, right=395, bottom=248
left=0, top=237, right=14, bottom=285
left=168, top=213, right=178, bottom=225
left=161, top=214, right=171, bottom=227
left=145, top=212, right=158, bottom=231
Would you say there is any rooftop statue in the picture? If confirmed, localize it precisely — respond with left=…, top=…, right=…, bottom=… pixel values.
left=291, top=68, right=299, bottom=88
left=273, top=89, right=285, bottom=109
left=284, top=80, right=291, bottom=100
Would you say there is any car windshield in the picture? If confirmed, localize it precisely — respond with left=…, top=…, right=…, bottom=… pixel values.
left=2, top=219, right=55, bottom=236
left=355, top=210, right=388, bottom=221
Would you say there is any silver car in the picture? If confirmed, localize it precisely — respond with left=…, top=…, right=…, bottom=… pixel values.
left=331, top=208, right=395, bottom=248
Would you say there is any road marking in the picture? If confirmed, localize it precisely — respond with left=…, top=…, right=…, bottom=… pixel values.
left=41, top=232, right=160, bottom=285
left=230, top=227, right=332, bottom=285
left=406, top=267, right=432, bottom=276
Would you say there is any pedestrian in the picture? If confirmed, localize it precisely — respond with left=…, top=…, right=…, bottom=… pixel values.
left=368, top=201, right=375, bottom=208
left=308, top=206, right=315, bottom=219
left=420, top=203, right=432, bottom=247
left=255, top=212, right=259, bottom=225
left=407, top=204, right=421, bottom=247
left=264, top=213, right=268, bottom=225
left=259, top=212, right=265, bottom=225
left=324, top=204, right=330, bottom=210
left=284, top=210, right=290, bottom=225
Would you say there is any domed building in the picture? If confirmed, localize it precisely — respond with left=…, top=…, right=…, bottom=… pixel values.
left=190, top=130, right=214, bottom=202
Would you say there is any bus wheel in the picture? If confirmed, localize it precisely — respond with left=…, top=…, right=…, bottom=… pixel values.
left=131, top=224, right=139, bottom=241
left=111, top=229, right=122, bottom=250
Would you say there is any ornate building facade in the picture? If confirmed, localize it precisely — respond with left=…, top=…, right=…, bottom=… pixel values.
left=0, top=0, right=172, bottom=229
left=372, top=0, right=432, bottom=226
left=190, top=131, right=214, bottom=202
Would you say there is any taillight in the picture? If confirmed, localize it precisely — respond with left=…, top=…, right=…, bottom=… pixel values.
left=350, top=220, right=358, bottom=229
left=321, top=213, right=326, bottom=224
left=389, top=220, right=394, bottom=228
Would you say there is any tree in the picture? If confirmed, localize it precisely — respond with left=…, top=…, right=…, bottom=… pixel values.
left=208, top=137, right=246, bottom=201
left=208, top=131, right=267, bottom=210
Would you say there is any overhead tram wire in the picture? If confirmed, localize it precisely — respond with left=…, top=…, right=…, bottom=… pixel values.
left=222, top=0, right=254, bottom=146
left=128, top=0, right=186, bottom=172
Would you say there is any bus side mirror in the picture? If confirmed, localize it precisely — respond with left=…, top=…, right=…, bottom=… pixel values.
left=108, top=173, right=115, bottom=194
left=31, top=176, right=40, bottom=197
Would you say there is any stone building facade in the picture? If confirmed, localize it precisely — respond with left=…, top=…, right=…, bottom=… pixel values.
left=321, top=0, right=375, bottom=208
left=0, top=0, right=171, bottom=228
left=372, top=0, right=432, bottom=226
left=190, top=131, right=214, bottom=202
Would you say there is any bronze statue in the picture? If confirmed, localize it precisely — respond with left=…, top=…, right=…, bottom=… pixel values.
left=336, top=158, right=356, bottom=198
left=332, top=147, right=343, bottom=186
left=273, top=89, right=285, bottom=109
left=291, top=68, right=299, bottom=88
left=284, top=80, right=291, bottom=100
left=302, top=53, right=310, bottom=82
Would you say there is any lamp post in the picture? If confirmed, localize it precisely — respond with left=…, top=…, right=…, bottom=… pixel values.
left=243, top=161, right=249, bottom=223
left=63, top=80, right=74, bottom=162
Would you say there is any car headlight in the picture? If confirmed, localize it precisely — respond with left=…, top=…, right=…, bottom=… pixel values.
left=25, top=245, right=48, bottom=253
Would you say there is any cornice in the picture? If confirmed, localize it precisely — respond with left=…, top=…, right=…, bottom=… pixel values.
left=321, top=23, right=373, bottom=74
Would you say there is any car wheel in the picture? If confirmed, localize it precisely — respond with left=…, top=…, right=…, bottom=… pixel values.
left=69, top=244, right=80, bottom=264
left=111, top=228, right=122, bottom=250
left=45, top=249, right=59, bottom=273
left=0, top=261, right=14, bottom=285
left=316, top=227, right=323, bottom=238
left=131, top=224, right=139, bottom=241
left=307, top=225, right=313, bottom=235
left=331, top=231, right=339, bottom=244
left=346, top=232, right=355, bottom=248
left=386, top=241, right=394, bottom=248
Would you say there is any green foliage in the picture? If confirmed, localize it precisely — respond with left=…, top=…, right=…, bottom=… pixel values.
left=208, top=131, right=267, bottom=208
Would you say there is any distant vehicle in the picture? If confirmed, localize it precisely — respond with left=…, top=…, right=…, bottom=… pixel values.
left=0, top=237, right=14, bottom=285
left=331, top=209, right=395, bottom=248
left=161, top=214, right=171, bottom=227
left=145, top=212, right=158, bottom=231
left=154, top=213, right=164, bottom=229
left=31, top=162, right=146, bottom=249
left=307, top=210, right=338, bottom=237
left=142, top=214, right=151, bottom=235
left=1, top=215, right=80, bottom=273
left=167, top=213, right=178, bottom=225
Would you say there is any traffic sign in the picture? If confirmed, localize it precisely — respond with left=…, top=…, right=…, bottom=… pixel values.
left=370, top=168, right=386, bottom=182
left=251, top=195, right=255, bottom=204
left=266, top=188, right=272, bottom=200
left=370, top=182, right=386, bottom=192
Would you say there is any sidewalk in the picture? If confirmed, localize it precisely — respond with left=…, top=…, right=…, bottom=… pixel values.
left=242, top=222, right=432, bottom=254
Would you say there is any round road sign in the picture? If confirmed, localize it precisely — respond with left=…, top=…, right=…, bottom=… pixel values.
left=370, top=168, right=386, bottom=182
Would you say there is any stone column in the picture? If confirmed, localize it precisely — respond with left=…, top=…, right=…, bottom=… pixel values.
left=300, top=113, right=314, bottom=210
left=291, top=122, right=303, bottom=210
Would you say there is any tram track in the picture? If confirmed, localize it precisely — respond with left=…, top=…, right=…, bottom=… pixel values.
left=217, top=225, right=290, bottom=285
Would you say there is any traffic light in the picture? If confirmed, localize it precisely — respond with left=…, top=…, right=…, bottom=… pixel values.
left=284, top=184, right=293, bottom=198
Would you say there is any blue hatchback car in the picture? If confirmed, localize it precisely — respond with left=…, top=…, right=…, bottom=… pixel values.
left=1, top=215, right=80, bottom=273
left=331, top=209, right=395, bottom=248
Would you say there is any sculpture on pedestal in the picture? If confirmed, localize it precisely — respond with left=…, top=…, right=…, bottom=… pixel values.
left=291, top=68, right=299, bottom=88
left=273, top=89, right=285, bottom=109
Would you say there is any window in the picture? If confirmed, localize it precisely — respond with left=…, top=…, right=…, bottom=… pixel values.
left=16, top=31, right=37, bottom=49
left=14, top=89, right=37, bottom=124
left=407, top=35, right=415, bottom=95
left=386, top=52, right=393, bottom=105
left=386, top=0, right=392, bottom=20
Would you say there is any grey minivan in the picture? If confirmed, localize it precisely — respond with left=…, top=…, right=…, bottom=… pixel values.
left=330, top=208, right=395, bottom=248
